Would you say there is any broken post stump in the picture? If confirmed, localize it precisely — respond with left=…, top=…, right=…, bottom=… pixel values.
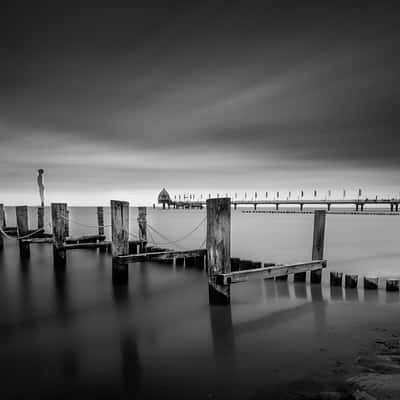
left=138, top=207, right=147, bottom=253
left=51, top=203, right=67, bottom=268
left=386, top=279, right=399, bottom=292
left=310, top=210, right=326, bottom=283
left=330, top=271, right=343, bottom=287
left=345, top=274, right=358, bottom=289
left=16, top=205, right=30, bottom=258
left=111, top=200, right=129, bottom=285
left=364, top=276, right=379, bottom=290
left=207, top=197, right=231, bottom=305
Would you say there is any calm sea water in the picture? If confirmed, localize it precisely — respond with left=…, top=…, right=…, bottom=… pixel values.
left=1, top=206, right=400, bottom=399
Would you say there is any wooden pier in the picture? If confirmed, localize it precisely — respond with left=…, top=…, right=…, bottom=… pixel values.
left=167, top=198, right=400, bottom=212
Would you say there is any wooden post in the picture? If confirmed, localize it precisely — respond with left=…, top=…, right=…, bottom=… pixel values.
left=111, top=200, right=129, bottom=285
left=64, top=210, right=70, bottom=238
left=330, top=271, right=343, bottom=287
left=364, top=276, right=378, bottom=290
left=310, top=210, right=326, bottom=283
left=37, top=206, right=44, bottom=230
left=51, top=203, right=67, bottom=268
left=97, top=206, right=106, bottom=253
left=207, top=197, right=231, bottom=305
left=16, top=205, right=30, bottom=257
left=0, top=204, right=3, bottom=249
left=345, top=274, right=358, bottom=289
left=138, top=207, right=147, bottom=253
left=97, top=206, right=105, bottom=236
left=386, top=279, right=399, bottom=292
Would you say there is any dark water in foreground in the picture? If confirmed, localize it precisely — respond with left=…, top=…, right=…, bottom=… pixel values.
left=1, top=207, right=400, bottom=398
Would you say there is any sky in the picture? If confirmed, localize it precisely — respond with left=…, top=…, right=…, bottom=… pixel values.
left=1, top=1, right=399, bottom=205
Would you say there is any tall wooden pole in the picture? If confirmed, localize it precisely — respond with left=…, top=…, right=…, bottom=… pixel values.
left=138, top=206, right=147, bottom=253
left=16, top=205, right=30, bottom=258
left=111, top=200, right=129, bottom=285
left=51, top=203, right=67, bottom=268
left=207, top=197, right=231, bottom=305
left=310, top=210, right=326, bottom=283
left=0, top=204, right=4, bottom=249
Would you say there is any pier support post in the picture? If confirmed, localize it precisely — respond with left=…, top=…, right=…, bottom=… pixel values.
left=234, top=203, right=237, bottom=210
left=111, top=200, right=129, bottom=285
left=390, top=203, right=394, bottom=212
left=276, top=203, right=279, bottom=211
left=51, top=203, right=67, bottom=268
left=207, top=197, right=231, bottom=305
left=396, top=203, right=399, bottom=212
left=300, top=203, right=304, bottom=212
left=327, top=203, right=331, bottom=211
left=0, top=204, right=3, bottom=249
left=356, top=204, right=359, bottom=211
left=16, top=206, right=30, bottom=258
left=38, top=206, right=44, bottom=230
left=97, top=206, right=106, bottom=252
left=310, top=210, right=326, bottom=283
left=138, top=207, right=147, bottom=253
left=254, top=203, right=257, bottom=211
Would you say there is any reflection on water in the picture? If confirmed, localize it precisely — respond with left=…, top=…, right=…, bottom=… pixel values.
left=0, top=239, right=400, bottom=399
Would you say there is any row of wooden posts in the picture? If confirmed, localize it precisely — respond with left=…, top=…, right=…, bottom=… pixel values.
left=1, top=199, right=328, bottom=305
left=330, top=272, right=399, bottom=292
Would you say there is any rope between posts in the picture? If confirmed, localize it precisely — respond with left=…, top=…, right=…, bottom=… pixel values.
left=147, top=226, right=186, bottom=250
left=60, top=214, right=111, bottom=229
left=0, top=223, right=52, bottom=241
left=146, top=216, right=206, bottom=246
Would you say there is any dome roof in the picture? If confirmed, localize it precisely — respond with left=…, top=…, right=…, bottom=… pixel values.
left=158, top=188, right=171, bottom=203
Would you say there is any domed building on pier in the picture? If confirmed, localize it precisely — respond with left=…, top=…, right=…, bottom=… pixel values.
left=158, top=188, right=171, bottom=209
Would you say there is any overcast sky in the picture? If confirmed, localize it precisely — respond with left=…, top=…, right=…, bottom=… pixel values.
left=1, top=1, right=399, bottom=205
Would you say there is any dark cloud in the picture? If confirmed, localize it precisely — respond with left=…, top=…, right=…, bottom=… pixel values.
left=1, top=1, right=399, bottom=203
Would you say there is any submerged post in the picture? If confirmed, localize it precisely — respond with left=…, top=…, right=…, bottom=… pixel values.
left=16, top=205, right=30, bottom=257
left=51, top=203, right=67, bottom=268
left=207, top=197, right=231, bottom=305
left=111, top=200, right=129, bottom=285
left=0, top=204, right=3, bottom=249
left=138, top=207, right=147, bottom=253
left=310, top=210, right=326, bottom=284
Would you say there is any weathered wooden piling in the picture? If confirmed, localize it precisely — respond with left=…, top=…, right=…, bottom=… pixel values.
left=0, top=204, right=4, bottom=249
left=37, top=206, right=44, bottom=229
left=310, top=210, right=326, bottom=283
left=97, top=206, right=106, bottom=253
left=207, top=197, right=231, bottom=305
left=51, top=203, right=67, bottom=268
left=386, top=279, right=399, bottom=292
left=16, top=206, right=30, bottom=257
left=64, top=210, right=70, bottom=238
left=97, top=206, right=105, bottom=236
left=364, top=276, right=379, bottom=290
left=111, top=200, right=130, bottom=285
left=345, top=274, right=358, bottom=289
left=138, top=207, right=147, bottom=253
left=330, top=271, right=343, bottom=287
